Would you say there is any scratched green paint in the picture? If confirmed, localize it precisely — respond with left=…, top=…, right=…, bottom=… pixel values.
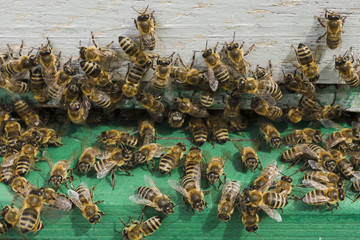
left=1, top=119, right=360, bottom=240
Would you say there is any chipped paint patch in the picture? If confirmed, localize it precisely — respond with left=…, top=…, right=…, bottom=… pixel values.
left=192, top=3, right=212, bottom=9
left=175, top=42, right=186, bottom=48
left=223, top=20, right=233, bottom=23
left=196, top=35, right=205, bottom=39
left=273, top=1, right=304, bottom=7
left=253, top=40, right=277, bottom=46
left=248, top=9, right=273, bottom=14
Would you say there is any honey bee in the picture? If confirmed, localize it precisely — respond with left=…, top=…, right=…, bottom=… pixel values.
left=1, top=41, right=38, bottom=80
left=42, top=187, right=73, bottom=211
left=123, top=63, right=149, bottom=98
left=259, top=122, right=282, bottom=149
left=307, top=93, right=342, bottom=121
left=16, top=141, right=40, bottom=176
left=251, top=97, right=283, bottom=121
left=81, top=82, right=112, bottom=109
left=283, top=70, right=316, bottom=97
left=206, top=114, right=229, bottom=144
left=200, top=87, right=216, bottom=108
left=302, top=186, right=345, bottom=212
left=118, top=36, right=153, bottom=68
left=133, top=6, right=156, bottom=51
left=35, top=127, right=63, bottom=147
left=222, top=91, right=247, bottom=132
left=119, top=213, right=163, bottom=240
left=170, top=52, right=206, bottom=86
left=67, top=97, right=91, bottom=125
left=76, top=137, right=101, bottom=174
left=159, top=142, right=187, bottom=175
left=4, top=120, right=21, bottom=149
left=0, top=103, right=11, bottom=129
left=334, top=47, right=360, bottom=88
left=283, top=128, right=322, bottom=146
left=172, top=97, right=209, bottom=118
left=217, top=180, right=241, bottom=222
left=0, top=136, right=8, bottom=156
left=315, top=9, right=346, bottom=50
left=14, top=99, right=41, bottom=127
left=93, top=147, right=133, bottom=189
left=98, top=130, right=138, bottom=147
left=134, top=143, right=164, bottom=171
left=168, top=147, right=207, bottom=213
left=222, top=32, right=255, bottom=75
left=106, top=81, right=123, bottom=104
left=325, top=121, right=360, bottom=150
left=30, top=67, right=49, bottom=103
left=240, top=188, right=283, bottom=222
left=139, top=119, right=155, bottom=146
left=241, top=210, right=260, bottom=234
left=130, top=174, right=175, bottom=214
left=168, top=109, right=186, bottom=128
left=202, top=42, right=230, bottom=91
left=0, top=203, right=19, bottom=235
left=9, top=175, right=35, bottom=198
left=274, top=176, right=294, bottom=197
left=252, top=160, right=284, bottom=191
left=233, top=142, right=262, bottom=172
left=292, top=43, right=320, bottom=82
left=204, top=150, right=230, bottom=188
left=150, top=53, right=174, bottom=92
left=330, top=149, right=360, bottom=179
left=68, top=183, right=105, bottom=224
left=0, top=165, right=15, bottom=185
left=188, top=117, right=208, bottom=146
left=80, top=60, right=112, bottom=88
left=48, top=60, right=76, bottom=100
left=1, top=78, right=30, bottom=94
left=18, top=187, right=45, bottom=234
left=306, top=144, right=337, bottom=172
left=79, top=32, right=117, bottom=64
left=47, top=150, right=80, bottom=190
left=302, top=171, right=344, bottom=190
left=136, top=91, right=165, bottom=123
left=38, top=38, right=58, bottom=83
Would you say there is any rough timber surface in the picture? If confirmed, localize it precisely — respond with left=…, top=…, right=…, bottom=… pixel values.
left=1, top=0, right=360, bottom=110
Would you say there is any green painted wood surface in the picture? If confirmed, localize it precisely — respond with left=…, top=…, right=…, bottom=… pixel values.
left=1, top=120, right=360, bottom=240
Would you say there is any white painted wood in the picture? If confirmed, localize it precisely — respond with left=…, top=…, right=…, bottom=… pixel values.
left=1, top=0, right=359, bottom=85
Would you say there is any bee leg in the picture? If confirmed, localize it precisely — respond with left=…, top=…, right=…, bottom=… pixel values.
left=353, top=194, right=360, bottom=203
left=7, top=44, right=14, bottom=58
left=244, top=44, right=256, bottom=57
left=18, top=40, right=24, bottom=57
left=111, top=168, right=116, bottom=190
left=133, top=19, right=138, bottom=29
left=326, top=203, right=334, bottom=213
left=56, top=52, right=62, bottom=70
left=94, top=200, right=105, bottom=205
left=151, top=11, right=156, bottom=25
left=315, top=15, right=326, bottom=27
left=314, top=206, right=319, bottom=212
left=316, top=31, right=327, bottom=42
left=91, top=31, right=99, bottom=48
left=183, top=197, right=191, bottom=212
left=189, top=51, right=196, bottom=70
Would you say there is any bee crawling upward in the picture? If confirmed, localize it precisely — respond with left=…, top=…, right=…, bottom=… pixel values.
left=133, top=5, right=157, bottom=51
left=334, top=47, right=360, bottom=88
left=315, top=9, right=346, bottom=50
left=292, top=43, right=321, bottom=82
left=217, top=179, right=241, bottom=222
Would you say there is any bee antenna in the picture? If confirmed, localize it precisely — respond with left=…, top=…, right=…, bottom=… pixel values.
left=281, top=70, right=285, bottom=77
left=99, top=221, right=111, bottom=229
left=119, top=217, right=128, bottom=227
left=243, top=232, right=251, bottom=240
left=93, top=223, right=97, bottom=235
left=205, top=40, right=208, bottom=49
left=0, top=201, right=3, bottom=209
left=232, top=31, right=236, bottom=42
left=132, top=6, right=141, bottom=14
left=254, top=231, right=264, bottom=240
left=144, top=5, right=149, bottom=12
left=331, top=92, right=337, bottom=106
left=346, top=195, right=354, bottom=202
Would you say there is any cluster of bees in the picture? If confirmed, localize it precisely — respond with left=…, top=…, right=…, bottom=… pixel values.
left=0, top=5, right=360, bottom=239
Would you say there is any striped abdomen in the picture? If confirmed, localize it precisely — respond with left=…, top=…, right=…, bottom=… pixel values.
left=327, top=32, right=341, bottom=50
left=118, top=37, right=139, bottom=57
left=16, top=156, right=31, bottom=176
left=337, top=158, right=355, bottom=179
left=141, top=33, right=156, bottom=51
left=343, top=72, right=359, bottom=88
left=18, top=208, right=39, bottom=234
left=280, top=146, right=303, bottom=162
left=0, top=166, right=15, bottom=185
left=141, top=216, right=163, bottom=236
left=138, top=186, right=157, bottom=201
left=80, top=61, right=101, bottom=77
left=184, top=160, right=201, bottom=179
left=2, top=61, right=21, bottom=75
left=8, top=81, right=29, bottom=94
left=259, top=81, right=282, bottom=101
left=181, top=175, right=198, bottom=192
left=296, top=44, right=313, bottom=65
left=267, top=106, right=283, bottom=120
left=76, top=185, right=91, bottom=205
left=0, top=219, right=12, bottom=235
left=213, top=65, right=229, bottom=83
left=127, top=64, right=146, bottom=85
left=14, top=100, right=31, bottom=118
left=93, top=159, right=111, bottom=176
left=192, top=126, right=207, bottom=146
left=48, top=82, right=63, bottom=99
left=352, top=178, right=360, bottom=191
left=200, top=89, right=215, bottom=108
left=119, top=132, right=138, bottom=148
left=159, top=152, right=177, bottom=175
left=215, top=124, right=229, bottom=143
left=302, top=189, right=325, bottom=205
left=90, top=92, right=112, bottom=109
left=262, top=192, right=288, bottom=209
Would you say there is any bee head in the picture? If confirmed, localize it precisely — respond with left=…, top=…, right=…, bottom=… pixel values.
left=172, top=98, right=180, bottom=108
left=335, top=57, right=346, bottom=67
left=313, top=130, right=322, bottom=143
left=338, top=189, right=345, bottom=201
left=189, top=146, right=201, bottom=152
left=163, top=202, right=175, bottom=214
left=309, top=74, right=320, bottom=82
left=64, top=65, right=76, bottom=76
left=1, top=205, right=10, bottom=217
left=134, top=152, right=146, bottom=163
left=207, top=172, right=220, bottom=185
left=176, top=142, right=187, bottom=151
left=246, top=225, right=258, bottom=232
left=227, top=42, right=239, bottom=51
left=202, top=48, right=213, bottom=58
left=78, top=162, right=90, bottom=174
left=50, top=175, right=63, bottom=189
left=298, top=43, right=305, bottom=49
left=217, top=213, right=230, bottom=222
left=138, top=13, right=150, bottom=21
left=89, top=213, right=101, bottom=224
left=281, top=176, right=293, bottom=183
left=29, top=54, right=39, bottom=66
left=157, top=58, right=170, bottom=66
left=192, top=199, right=205, bottom=212
left=79, top=47, right=86, bottom=59
left=328, top=13, right=340, bottom=21
left=237, top=79, right=246, bottom=91
left=271, top=137, right=281, bottom=148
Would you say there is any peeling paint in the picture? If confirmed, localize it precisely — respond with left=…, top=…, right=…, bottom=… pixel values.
left=273, top=1, right=304, bottom=7
left=196, top=35, right=205, bottom=39
left=253, top=40, right=277, bottom=46
left=248, top=9, right=273, bottom=14
left=223, top=20, right=233, bottom=23
left=192, top=3, right=212, bottom=9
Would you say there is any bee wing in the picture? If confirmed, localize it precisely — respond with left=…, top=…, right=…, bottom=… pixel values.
left=54, top=195, right=73, bottom=211
left=1, top=152, right=19, bottom=167
left=168, top=179, right=188, bottom=198
left=325, top=136, right=347, bottom=150
left=96, top=160, right=118, bottom=179
left=68, top=189, right=83, bottom=210
left=352, top=171, right=360, bottom=179
left=308, top=160, right=327, bottom=172
left=232, top=141, right=243, bottom=152
left=82, top=94, right=91, bottom=119
left=67, top=149, right=81, bottom=164
left=260, top=204, right=282, bottom=222
left=296, top=144, right=320, bottom=159
left=313, top=45, right=324, bottom=64
left=207, top=67, right=219, bottom=92
left=302, top=179, right=328, bottom=190
left=303, top=194, right=330, bottom=204
left=153, top=144, right=165, bottom=158
left=144, top=174, right=162, bottom=195
left=221, top=180, right=241, bottom=203
left=148, top=110, right=163, bottom=123
left=256, top=92, right=276, bottom=106
left=202, top=150, right=211, bottom=165
left=320, top=119, right=343, bottom=130
left=129, top=194, right=157, bottom=208
left=352, top=121, right=360, bottom=129
left=221, top=149, right=232, bottom=163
